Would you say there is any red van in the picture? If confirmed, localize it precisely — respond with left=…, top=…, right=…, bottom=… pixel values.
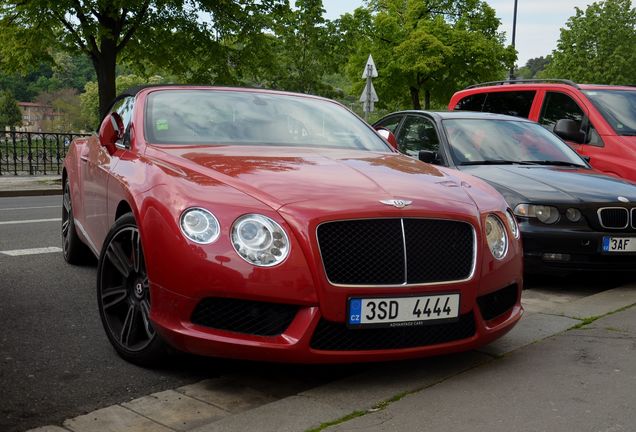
left=448, top=80, right=636, bottom=182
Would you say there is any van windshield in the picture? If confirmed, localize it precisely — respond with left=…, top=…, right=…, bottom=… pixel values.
left=583, top=90, right=636, bottom=136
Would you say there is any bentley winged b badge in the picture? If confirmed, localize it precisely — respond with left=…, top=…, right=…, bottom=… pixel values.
left=380, top=199, right=413, bottom=209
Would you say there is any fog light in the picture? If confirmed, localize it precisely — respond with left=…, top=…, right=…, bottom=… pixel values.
left=542, top=253, right=571, bottom=262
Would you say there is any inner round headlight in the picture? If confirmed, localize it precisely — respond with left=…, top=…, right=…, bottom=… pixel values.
left=566, top=208, right=582, bottom=222
left=180, top=208, right=220, bottom=244
left=505, top=209, right=519, bottom=239
left=485, top=214, right=508, bottom=260
left=232, top=214, right=290, bottom=266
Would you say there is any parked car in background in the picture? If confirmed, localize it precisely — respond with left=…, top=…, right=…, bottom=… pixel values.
left=448, top=80, right=636, bottom=182
left=62, top=86, right=523, bottom=365
left=374, top=110, right=636, bottom=275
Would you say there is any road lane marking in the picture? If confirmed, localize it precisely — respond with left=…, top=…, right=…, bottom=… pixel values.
left=0, top=246, right=63, bottom=256
left=0, top=218, right=61, bottom=225
left=0, top=205, right=59, bottom=211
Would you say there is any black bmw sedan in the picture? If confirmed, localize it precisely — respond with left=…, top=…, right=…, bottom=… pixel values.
left=374, top=111, right=636, bottom=274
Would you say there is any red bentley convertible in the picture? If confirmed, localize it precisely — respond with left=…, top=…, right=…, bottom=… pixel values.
left=62, top=86, right=523, bottom=365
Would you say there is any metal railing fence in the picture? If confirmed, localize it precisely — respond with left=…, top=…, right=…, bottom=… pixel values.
left=0, top=131, right=91, bottom=176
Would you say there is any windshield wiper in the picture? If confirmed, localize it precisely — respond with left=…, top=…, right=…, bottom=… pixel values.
left=458, top=160, right=537, bottom=166
left=522, top=160, right=586, bottom=167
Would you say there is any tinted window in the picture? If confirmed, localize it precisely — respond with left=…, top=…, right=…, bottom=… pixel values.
left=374, top=115, right=402, bottom=133
left=454, top=94, right=486, bottom=111
left=396, top=116, right=440, bottom=158
left=539, top=92, right=583, bottom=130
left=481, top=91, right=535, bottom=118
left=145, top=90, right=389, bottom=151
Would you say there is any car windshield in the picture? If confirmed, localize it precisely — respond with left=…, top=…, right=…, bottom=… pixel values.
left=582, top=90, right=636, bottom=136
left=144, top=89, right=390, bottom=151
left=442, top=119, right=588, bottom=167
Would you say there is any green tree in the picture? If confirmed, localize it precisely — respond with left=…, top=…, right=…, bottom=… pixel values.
left=542, top=0, right=636, bottom=84
left=0, top=90, right=22, bottom=130
left=516, top=56, right=551, bottom=79
left=0, top=1, right=284, bottom=120
left=346, top=0, right=515, bottom=110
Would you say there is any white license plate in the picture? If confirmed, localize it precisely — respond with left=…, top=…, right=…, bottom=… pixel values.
left=602, top=236, right=636, bottom=253
left=348, top=294, right=460, bottom=328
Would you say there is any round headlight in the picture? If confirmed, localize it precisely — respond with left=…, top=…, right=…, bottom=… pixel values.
left=180, top=208, right=220, bottom=244
left=566, top=208, right=582, bottom=222
left=514, top=204, right=560, bottom=224
left=232, top=214, right=290, bottom=266
left=505, top=209, right=519, bottom=239
left=485, top=214, right=508, bottom=260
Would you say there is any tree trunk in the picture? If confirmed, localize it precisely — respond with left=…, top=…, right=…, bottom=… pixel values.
left=410, top=87, right=421, bottom=110
left=93, top=39, right=118, bottom=123
left=424, top=89, right=431, bottom=110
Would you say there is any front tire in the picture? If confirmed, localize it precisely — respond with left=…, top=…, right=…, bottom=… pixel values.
left=62, top=179, right=91, bottom=264
left=97, top=213, right=169, bottom=366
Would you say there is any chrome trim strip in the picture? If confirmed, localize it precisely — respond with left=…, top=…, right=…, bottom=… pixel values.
left=316, top=217, right=477, bottom=288
left=632, top=208, right=636, bottom=229
left=73, top=219, right=100, bottom=257
left=400, top=218, right=408, bottom=285
left=597, top=207, right=629, bottom=230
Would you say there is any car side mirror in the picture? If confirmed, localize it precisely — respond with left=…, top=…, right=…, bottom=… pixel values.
left=418, top=150, right=439, bottom=164
left=554, top=119, right=585, bottom=144
left=375, top=127, right=398, bottom=150
left=98, top=112, right=125, bottom=155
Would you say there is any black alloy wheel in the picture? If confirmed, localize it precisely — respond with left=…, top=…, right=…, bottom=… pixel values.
left=62, top=179, right=91, bottom=264
left=97, top=213, right=168, bottom=365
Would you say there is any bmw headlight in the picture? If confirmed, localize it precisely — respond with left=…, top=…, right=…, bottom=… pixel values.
left=232, top=214, right=290, bottom=266
left=485, top=214, right=508, bottom=260
left=514, top=204, right=560, bottom=224
left=180, top=208, right=220, bottom=244
left=505, top=209, right=520, bottom=239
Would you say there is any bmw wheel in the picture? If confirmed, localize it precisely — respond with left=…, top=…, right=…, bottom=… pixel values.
left=97, top=213, right=169, bottom=366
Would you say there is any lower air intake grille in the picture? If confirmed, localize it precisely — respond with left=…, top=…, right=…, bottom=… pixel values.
left=477, top=284, right=518, bottom=321
left=191, top=298, right=298, bottom=336
left=598, top=208, right=629, bottom=229
left=310, top=312, right=475, bottom=351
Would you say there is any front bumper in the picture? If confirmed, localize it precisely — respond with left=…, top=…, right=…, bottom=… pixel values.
left=521, top=223, right=636, bottom=273
left=150, top=282, right=523, bottom=363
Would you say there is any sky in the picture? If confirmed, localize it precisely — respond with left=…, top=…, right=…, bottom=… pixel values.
left=321, top=0, right=595, bottom=66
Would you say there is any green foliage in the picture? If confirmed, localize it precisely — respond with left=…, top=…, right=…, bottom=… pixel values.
left=80, top=74, right=166, bottom=129
left=0, top=90, right=22, bottom=130
left=516, top=56, right=551, bottom=79
left=542, top=0, right=636, bottom=84
left=346, top=0, right=515, bottom=110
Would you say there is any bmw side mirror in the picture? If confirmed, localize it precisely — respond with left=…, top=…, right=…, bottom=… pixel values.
left=375, top=127, right=398, bottom=150
left=554, top=119, right=585, bottom=144
left=98, top=112, right=125, bottom=155
left=418, top=150, right=439, bottom=164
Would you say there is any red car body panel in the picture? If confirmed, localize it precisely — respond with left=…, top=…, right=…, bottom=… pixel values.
left=65, top=86, right=523, bottom=362
left=449, top=83, right=636, bottom=182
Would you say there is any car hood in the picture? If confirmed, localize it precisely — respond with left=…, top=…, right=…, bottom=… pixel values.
left=150, top=145, right=478, bottom=210
left=459, top=164, right=636, bottom=206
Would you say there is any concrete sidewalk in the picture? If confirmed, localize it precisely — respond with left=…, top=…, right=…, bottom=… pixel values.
left=25, top=285, right=636, bottom=432
left=0, top=175, right=62, bottom=197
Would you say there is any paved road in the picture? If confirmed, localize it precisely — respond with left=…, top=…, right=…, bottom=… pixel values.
left=0, top=196, right=358, bottom=432
left=0, top=195, right=632, bottom=432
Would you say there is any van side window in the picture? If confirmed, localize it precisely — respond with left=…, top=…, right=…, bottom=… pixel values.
left=540, top=92, right=602, bottom=146
left=454, top=94, right=486, bottom=111
left=481, top=91, right=535, bottom=118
